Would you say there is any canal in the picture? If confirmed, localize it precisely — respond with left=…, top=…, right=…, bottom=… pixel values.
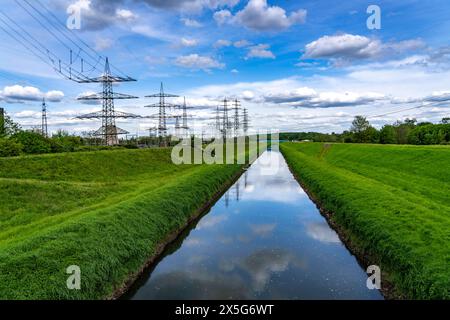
left=125, top=151, right=383, bottom=300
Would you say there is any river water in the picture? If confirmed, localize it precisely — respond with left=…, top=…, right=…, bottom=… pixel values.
left=125, top=151, right=383, bottom=300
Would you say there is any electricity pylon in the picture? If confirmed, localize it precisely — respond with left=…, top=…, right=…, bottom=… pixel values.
left=76, top=58, right=140, bottom=145
left=232, top=99, right=241, bottom=137
left=41, top=98, right=48, bottom=138
left=242, top=107, right=250, bottom=136
left=144, top=83, right=179, bottom=139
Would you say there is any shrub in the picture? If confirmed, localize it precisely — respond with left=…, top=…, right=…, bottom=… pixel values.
left=50, top=135, right=83, bottom=153
left=0, top=138, right=23, bottom=157
left=12, top=131, right=51, bottom=154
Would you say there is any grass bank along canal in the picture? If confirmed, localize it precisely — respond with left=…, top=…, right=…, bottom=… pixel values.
left=124, top=151, right=383, bottom=300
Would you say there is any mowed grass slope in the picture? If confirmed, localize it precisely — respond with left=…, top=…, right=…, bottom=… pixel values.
left=281, top=143, right=450, bottom=299
left=0, top=148, right=243, bottom=299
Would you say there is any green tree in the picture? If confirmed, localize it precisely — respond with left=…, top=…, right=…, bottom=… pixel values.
left=350, top=116, right=378, bottom=143
left=351, top=116, right=371, bottom=133
left=379, top=125, right=397, bottom=144
left=0, top=138, right=23, bottom=157
left=0, top=111, right=21, bottom=137
left=394, top=118, right=417, bottom=144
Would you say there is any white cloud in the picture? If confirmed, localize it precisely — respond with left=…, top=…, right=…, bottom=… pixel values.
left=175, top=54, right=225, bottom=70
left=45, top=90, right=65, bottom=102
left=261, top=86, right=385, bottom=108
left=214, top=39, right=232, bottom=48
left=425, top=91, right=450, bottom=102
left=116, top=8, right=137, bottom=21
left=0, top=85, right=64, bottom=103
left=67, top=0, right=137, bottom=30
left=94, top=38, right=114, bottom=51
left=139, top=0, right=240, bottom=13
left=131, top=24, right=177, bottom=41
left=306, top=91, right=386, bottom=108
left=234, top=39, right=252, bottom=48
left=303, top=34, right=426, bottom=63
left=181, top=18, right=202, bottom=28
left=181, top=38, right=199, bottom=47
left=246, top=44, right=275, bottom=59
left=77, top=91, right=101, bottom=105
left=14, top=110, right=40, bottom=119
left=231, top=69, right=239, bottom=74
left=304, top=34, right=382, bottom=59
left=213, top=9, right=233, bottom=25
left=242, top=90, right=254, bottom=100
left=264, top=87, right=317, bottom=103
left=233, top=0, right=307, bottom=31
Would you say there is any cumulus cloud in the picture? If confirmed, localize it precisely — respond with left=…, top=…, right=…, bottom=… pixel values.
left=424, top=91, right=450, bottom=102
left=232, top=0, right=307, bottom=31
left=94, top=38, right=114, bottom=51
left=181, top=38, right=199, bottom=47
left=264, top=88, right=385, bottom=108
left=175, top=54, right=225, bottom=70
left=181, top=18, right=202, bottom=28
left=140, top=0, right=240, bottom=12
left=264, top=87, right=317, bottom=103
left=0, top=85, right=64, bottom=103
left=45, top=90, right=65, bottom=102
left=234, top=39, right=252, bottom=48
left=214, top=39, right=232, bottom=48
left=116, top=8, right=138, bottom=21
left=214, top=9, right=233, bottom=25
left=303, top=33, right=425, bottom=63
left=246, top=44, right=275, bottom=59
left=77, top=91, right=101, bottom=105
left=67, top=0, right=137, bottom=30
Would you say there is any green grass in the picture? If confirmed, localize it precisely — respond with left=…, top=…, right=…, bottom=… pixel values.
left=0, top=148, right=243, bottom=299
left=280, top=142, right=450, bottom=299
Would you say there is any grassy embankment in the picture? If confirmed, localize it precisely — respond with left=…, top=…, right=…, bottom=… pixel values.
left=0, top=148, right=244, bottom=299
left=281, top=142, right=450, bottom=299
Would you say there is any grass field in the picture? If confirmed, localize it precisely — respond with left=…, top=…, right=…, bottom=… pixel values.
left=280, top=142, right=450, bottom=299
left=0, top=148, right=243, bottom=299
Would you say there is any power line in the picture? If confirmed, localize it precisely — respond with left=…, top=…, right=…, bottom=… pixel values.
left=14, top=0, right=102, bottom=77
left=1, top=0, right=133, bottom=83
left=0, top=10, right=90, bottom=82
left=31, top=0, right=130, bottom=79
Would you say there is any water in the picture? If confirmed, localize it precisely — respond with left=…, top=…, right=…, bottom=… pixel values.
left=126, top=151, right=383, bottom=300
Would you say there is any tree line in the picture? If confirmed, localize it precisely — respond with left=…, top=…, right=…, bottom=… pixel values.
left=281, top=116, right=450, bottom=145
left=1, top=111, right=450, bottom=158
left=0, top=112, right=140, bottom=157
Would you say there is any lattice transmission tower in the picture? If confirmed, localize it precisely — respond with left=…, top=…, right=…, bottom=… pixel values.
left=76, top=58, right=140, bottom=146
left=232, top=99, right=242, bottom=137
left=214, top=98, right=233, bottom=139
left=144, top=83, right=179, bottom=139
left=214, top=98, right=247, bottom=138
left=242, top=107, right=250, bottom=136
left=180, top=97, right=192, bottom=139
left=41, top=98, right=48, bottom=138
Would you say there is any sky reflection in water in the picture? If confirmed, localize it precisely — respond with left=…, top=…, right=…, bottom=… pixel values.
left=128, top=151, right=383, bottom=300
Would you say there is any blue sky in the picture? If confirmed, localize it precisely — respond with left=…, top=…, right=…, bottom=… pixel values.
left=0, top=0, right=449, bottom=135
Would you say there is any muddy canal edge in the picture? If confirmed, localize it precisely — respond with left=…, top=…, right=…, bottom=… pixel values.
left=279, top=146, right=400, bottom=300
